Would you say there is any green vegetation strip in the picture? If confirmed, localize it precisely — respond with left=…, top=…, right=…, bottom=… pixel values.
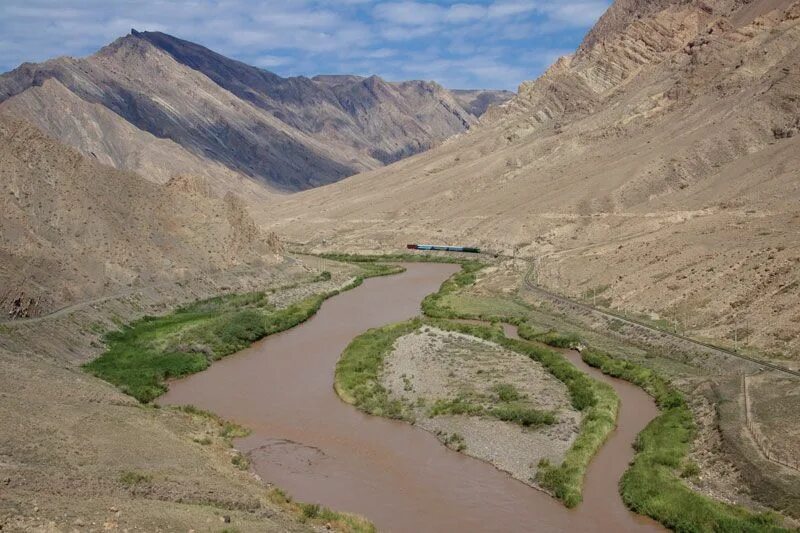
left=85, top=264, right=402, bottom=402
left=268, top=487, right=376, bottom=533
left=334, top=318, right=422, bottom=420
left=581, top=349, right=787, bottom=532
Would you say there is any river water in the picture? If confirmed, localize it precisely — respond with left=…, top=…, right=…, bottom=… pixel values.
left=160, top=263, right=662, bottom=532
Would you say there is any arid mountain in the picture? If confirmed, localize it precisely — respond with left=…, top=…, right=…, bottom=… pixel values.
left=264, top=0, right=800, bottom=360
left=0, top=114, right=281, bottom=318
left=0, top=31, right=508, bottom=192
left=0, top=78, right=271, bottom=201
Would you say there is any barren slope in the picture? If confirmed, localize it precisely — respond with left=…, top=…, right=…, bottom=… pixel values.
left=0, top=115, right=280, bottom=319
left=264, top=0, right=800, bottom=360
left=0, top=78, right=271, bottom=201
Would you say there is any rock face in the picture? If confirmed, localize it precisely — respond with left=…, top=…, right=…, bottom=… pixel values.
left=265, top=0, right=800, bottom=359
left=0, top=31, right=508, bottom=192
left=0, top=114, right=280, bottom=318
left=451, top=89, right=516, bottom=118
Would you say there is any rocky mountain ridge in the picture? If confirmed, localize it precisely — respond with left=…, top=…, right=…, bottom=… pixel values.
left=264, top=0, right=800, bottom=360
left=0, top=31, right=512, bottom=193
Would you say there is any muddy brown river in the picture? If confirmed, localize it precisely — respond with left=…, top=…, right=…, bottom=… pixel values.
left=160, top=263, right=663, bottom=532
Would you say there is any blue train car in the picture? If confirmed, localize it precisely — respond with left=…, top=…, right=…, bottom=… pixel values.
left=407, top=244, right=481, bottom=254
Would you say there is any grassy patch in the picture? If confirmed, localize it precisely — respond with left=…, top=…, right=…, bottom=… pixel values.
left=426, top=388, right=554, bottom=429
left=421, top=261, right=485, bottom=319
left=267, top=487, right=376, bottom=532
left=439, top=293, right=531, bottom=320
left=85, top=263, right=398, bottom=403
left=492, top=382, right=521, bottom=402
left=428, top=395, right=484, bottom=417
left=175, top=404, right=251, bottom=445
left=517, top=324, right=581, bottom=349
left=490, top=402, right=555, bottom=427
left=582, top=349, right=787, bottom=532
left=334, top=319, right=422, bottom=420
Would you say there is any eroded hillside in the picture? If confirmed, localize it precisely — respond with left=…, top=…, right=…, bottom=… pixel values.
left=264, top=0, right=800, bottom=360
left=0, top=114, right=281, bottom=318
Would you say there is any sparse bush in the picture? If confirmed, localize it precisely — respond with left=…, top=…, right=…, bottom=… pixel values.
left=231, top=452, right=250, bottom=470
left=680, top=462, right=700, bottom=478
left=445, top=432, right=467, bottom=451
left=119, top=470, right=151, bottom=486
left=300, top=503, right=321, bottom=519
left=492, top=382, right=521, bottom=402
left=428, top=396, right=484, bottom=417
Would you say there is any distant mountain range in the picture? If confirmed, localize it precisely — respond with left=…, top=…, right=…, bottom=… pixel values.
left=0, top=30, right=512, bottom=193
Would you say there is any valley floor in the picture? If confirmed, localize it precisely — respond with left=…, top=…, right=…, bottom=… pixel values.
left=1, top=252, right=797, bottom=531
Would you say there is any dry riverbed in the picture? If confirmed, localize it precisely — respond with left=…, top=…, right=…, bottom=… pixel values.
left=381, top=326, right=581, bottom=487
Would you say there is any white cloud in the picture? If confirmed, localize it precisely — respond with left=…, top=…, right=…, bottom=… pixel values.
left=0, top=0, right=610, bottom=90
left=445, top=4, right=487, bottom=23
left=373, top=2, right=447, bottom=26
left=252, top=54, right=290, bottom=67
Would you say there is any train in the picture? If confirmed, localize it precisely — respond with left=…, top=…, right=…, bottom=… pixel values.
left=407, top=244, right=481, bottom=254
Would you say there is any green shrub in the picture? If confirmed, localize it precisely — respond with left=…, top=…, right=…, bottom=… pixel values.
left=537, top=331, right=581, bottom=348
left=492, top=382, right=521, bottom=402
left=490, top=402, right=555, bottom=427
left=231, top=452, right=250, bottom=470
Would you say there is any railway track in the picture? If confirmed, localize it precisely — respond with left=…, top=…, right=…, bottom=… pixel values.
left=498, top=253, right=800, bottom=379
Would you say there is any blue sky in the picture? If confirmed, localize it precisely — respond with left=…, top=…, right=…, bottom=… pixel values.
left=0, top=0, right=610, bottom=90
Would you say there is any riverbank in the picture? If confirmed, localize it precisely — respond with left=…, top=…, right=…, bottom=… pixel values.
left=85, top=262, right=402, bottom=402
left=0, top=256, right=378, bottom=532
